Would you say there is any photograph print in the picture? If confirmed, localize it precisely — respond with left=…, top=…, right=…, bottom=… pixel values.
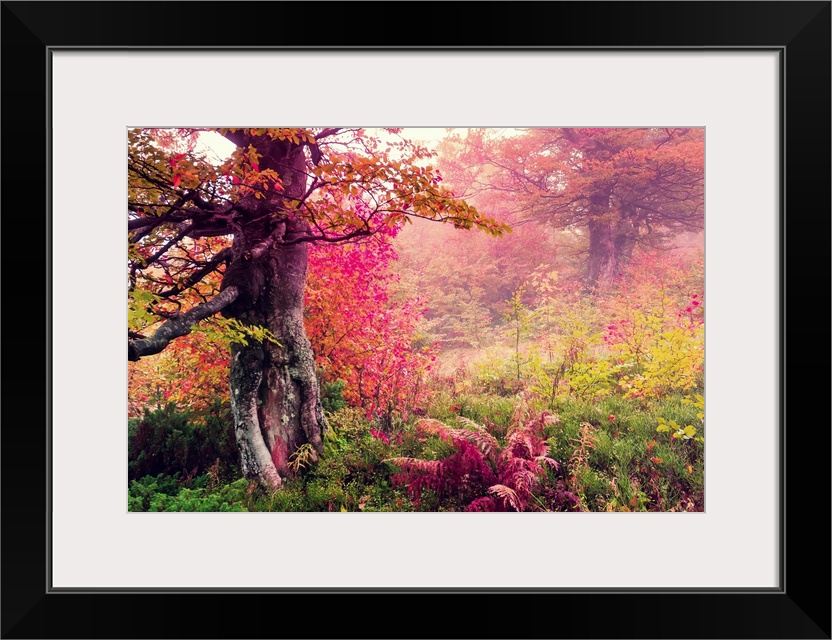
left=128, top=127, right=704, bottom=513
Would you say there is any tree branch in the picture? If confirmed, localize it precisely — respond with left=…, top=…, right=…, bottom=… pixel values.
left=158, top=247, right=232, bottom=298
left=129, top=205, right=234, bottom=241
left=128, top=286, right=239, bottom=361
left=131, top=224, right=195, bottom=276
left=313, top=128, right=342, bottom=140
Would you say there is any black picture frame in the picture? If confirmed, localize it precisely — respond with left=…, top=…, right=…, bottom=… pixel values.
left=2, top=2, right=829, bottom=638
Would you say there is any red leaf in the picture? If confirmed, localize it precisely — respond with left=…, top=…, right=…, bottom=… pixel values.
left=173, top=174, right=181, bottom=188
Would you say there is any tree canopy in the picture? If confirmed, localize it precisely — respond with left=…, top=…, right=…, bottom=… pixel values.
left=128, top=128, right=508, bottom=358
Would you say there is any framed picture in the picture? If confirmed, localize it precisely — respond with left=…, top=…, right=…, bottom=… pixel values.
left=3, top=1, right=828, bottom=638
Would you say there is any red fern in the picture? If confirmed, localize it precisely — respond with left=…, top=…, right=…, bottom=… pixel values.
left=383, top=457, right=442, bottom=474
left=385, top=440, right=495, bottom=509
left=415, top=418, right=454, bottom=441
left=466, top=496, right=498, bottom=512
left=483, top=414, right=561, bottom=511
left=454, top=417, right=500, bottom=455
left=386, top=413, right=567, bottom=511
left=488, top=484, right=522, bottom=511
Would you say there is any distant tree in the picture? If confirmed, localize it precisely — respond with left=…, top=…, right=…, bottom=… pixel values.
left=441, top=128, right=704, bottom=288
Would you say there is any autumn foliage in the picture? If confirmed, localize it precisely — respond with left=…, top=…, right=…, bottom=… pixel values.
left=129, top=127, right=705, bottom=512
left=129, top=221, right=434, bottom=420
left=306, top=225, right=435, bottom=420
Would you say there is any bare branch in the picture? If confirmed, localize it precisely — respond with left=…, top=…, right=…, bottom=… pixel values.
left=131, top=224, right=195, bottom=276
left=158, top=247, right=232, bottom=299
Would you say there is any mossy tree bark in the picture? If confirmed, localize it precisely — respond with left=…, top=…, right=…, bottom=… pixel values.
left=221, top=133, right=325, bottom=489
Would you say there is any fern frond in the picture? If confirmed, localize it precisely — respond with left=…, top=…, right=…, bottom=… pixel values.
left=509, top=392, right=531, bottom=429
left=457, top=417, right=499, bottom=439
left=455, top=416, right=484, bottom=431
left=418, top=417, right=499, bottom=456
left=498, top=455, right=528, bottom=476
left=536, top=455, right=560, bottom=471
left=488, top=484, right=522, bottom=511
left=383, top=457, right=442, bottom=474
left=507, top=429, right=535, bottom=458
left=512, top=469, right=539, bottom=493
left=531, top=436, right=551, bottom=458
left=415, top=419, right=453, bottom=442
left=448, top=423, right=499, bottom=456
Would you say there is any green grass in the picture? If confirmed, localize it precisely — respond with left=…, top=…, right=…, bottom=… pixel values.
left=539, top=394, right=703, bottom=511
left=128, top=391, right=704, bottom=513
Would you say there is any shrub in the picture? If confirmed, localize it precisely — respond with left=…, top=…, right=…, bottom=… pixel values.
left=320, top=378, right=347, bottom=414
left=546, top=394, right=704, bottom=511
left=385, top=413, right=574, bottom=512
left=602, top=252, right=705, bottom=399
left=128, top=475, right=251, bottom=512
left=128, top=401, right=238, bottom=481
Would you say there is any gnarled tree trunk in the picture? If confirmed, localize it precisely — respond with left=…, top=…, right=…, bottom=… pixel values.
left=221, top=133, right=326, bottom=489
left=228, top=235, right=325, bottom=489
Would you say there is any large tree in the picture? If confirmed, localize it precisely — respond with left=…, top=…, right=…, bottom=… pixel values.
left=439, top=128, right=704, bottom=288
left=127, top=128, right=508, bottom=489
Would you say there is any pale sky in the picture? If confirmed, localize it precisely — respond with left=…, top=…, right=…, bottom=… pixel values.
left=194, top=127, right=463, bottom=165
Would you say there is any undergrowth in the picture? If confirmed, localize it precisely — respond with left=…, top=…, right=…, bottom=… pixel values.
left=128, top=391, right=703, bottom=512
